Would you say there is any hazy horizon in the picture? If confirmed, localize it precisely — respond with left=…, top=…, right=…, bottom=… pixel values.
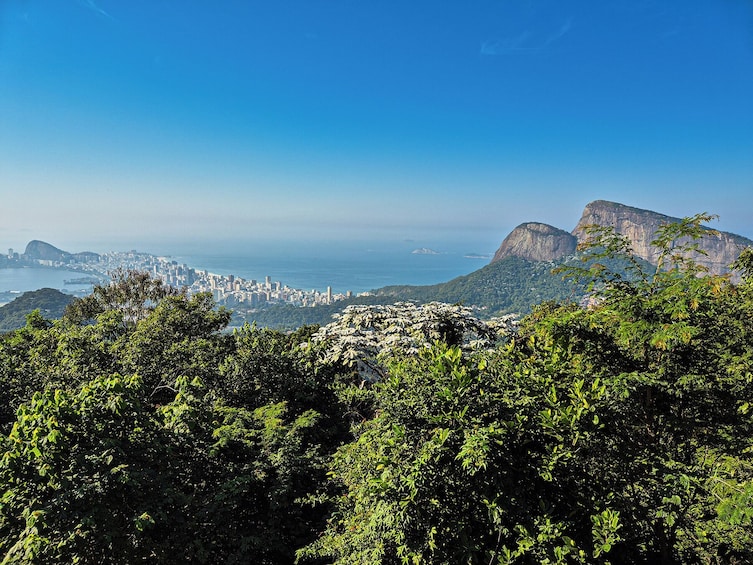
left=2, top=225, right=503, bottom=259
left=1, top=232, right=499, bottom=296
left=1, top=1, right=752, bottom=247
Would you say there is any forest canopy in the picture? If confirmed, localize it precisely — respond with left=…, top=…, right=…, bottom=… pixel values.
left=1, top=215, right=752, bottom=564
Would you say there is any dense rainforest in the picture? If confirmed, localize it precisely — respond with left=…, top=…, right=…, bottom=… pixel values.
left=1, top=216, right=752, bottom=564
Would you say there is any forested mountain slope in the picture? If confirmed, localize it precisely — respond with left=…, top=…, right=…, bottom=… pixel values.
left=242, top=256, right=579, bottom=329
left=1, top=216, right=752, bottom=563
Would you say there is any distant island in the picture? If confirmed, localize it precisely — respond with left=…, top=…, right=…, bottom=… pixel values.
left=411, top=248, right=440, bottom=255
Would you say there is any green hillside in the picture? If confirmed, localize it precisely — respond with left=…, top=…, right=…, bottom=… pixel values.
left=374, top=255, right=583, bottom=315
left=0, top=288, right=75, bottom=332
left=244, top=256, right=585, bottom=329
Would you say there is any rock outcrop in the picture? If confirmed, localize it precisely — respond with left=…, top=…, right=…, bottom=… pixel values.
left=572, top=200, right=752, bottom=275
left=491, top=200, right=752, bottom=276
left=22, top=241, right=100, bottom=264
left=23, top=240, right=72, bottom=262
left=571, top=200, right=675, bottom=264
left=492, top=222, right=577, bottom=263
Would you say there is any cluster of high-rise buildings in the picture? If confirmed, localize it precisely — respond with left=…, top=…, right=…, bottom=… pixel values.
left=172, top=265, right=352, bottom=308
left=30, top=249, right=353, bottom=309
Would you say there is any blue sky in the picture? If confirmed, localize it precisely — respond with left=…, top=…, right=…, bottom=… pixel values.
left=1, top=0, right=752, bottom=253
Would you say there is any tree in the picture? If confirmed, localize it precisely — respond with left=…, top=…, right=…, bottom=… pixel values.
left=534, top=215, right=753, bottom=563
left=1, top=279, right=352, bottom=563
left=0, top=374, right=172, bottom=563
left=0, top=370, right=346, bottom=563
left=63, top=269, right=180, bottom=330
left=302, top=216, right=753, bottom=564
left=115, top=292, right=232, bottom=401
left=299, top=340, right=619, bottom=564
left=0, top=312, right=62, bottom=429
left=1, top=276, right=233, bottom=417
left=311, top=301, right=517, bottom=381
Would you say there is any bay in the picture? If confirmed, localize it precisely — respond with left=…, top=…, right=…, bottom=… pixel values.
left=1, top=237, right=498, bottom=299
left=0, top=268, right=95, bottom=296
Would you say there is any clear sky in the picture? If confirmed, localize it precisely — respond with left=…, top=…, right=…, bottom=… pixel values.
left=1, top=0, right=752, bottom=254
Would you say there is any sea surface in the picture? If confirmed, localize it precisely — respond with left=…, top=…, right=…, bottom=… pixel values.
left=174, top=243, right=493, bottom=295
left=1, top=238, right=497, bottom=298
left=0, top=268, right=96, bottom=297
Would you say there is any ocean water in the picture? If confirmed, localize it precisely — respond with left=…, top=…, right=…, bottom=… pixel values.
left=0, top=268, right=96, bottom=295
left=1, top=237, right=499, bottom=298
left=174, top=243, right=493, bottom=295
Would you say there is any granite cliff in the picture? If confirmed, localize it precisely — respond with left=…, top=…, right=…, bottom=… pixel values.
left=491, top=223, right=577, bottom=263
left=492, top=200, right=752, bottom=275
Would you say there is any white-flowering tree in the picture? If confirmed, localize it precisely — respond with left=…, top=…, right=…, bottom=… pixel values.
left=311, top=301, right=517, bottom=380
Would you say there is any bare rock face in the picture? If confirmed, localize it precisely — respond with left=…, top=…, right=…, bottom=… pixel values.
left=23, top=240, right=72, bottom=262
left=572, top=200, right=753, bottom=275
left=490, top=200, right=752, bottom=276
left=492, top=222, right=578, bottom=263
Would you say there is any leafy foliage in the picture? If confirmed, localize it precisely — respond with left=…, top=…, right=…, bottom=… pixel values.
left=63, top=269, right=181, bottom=329
left=1, top=217, right=753, bottom=564
left=0, top=374, right=339, bottom=563
left=0, top=273, right=353, bottom=563
left=529, top=215, right=753, bottom=563
left=311, top=301, right=516, bottom=381
left=299, top=343, right=617, bottom=564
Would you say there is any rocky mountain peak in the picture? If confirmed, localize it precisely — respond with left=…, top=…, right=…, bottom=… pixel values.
left=572, top=200, right=753, bottom=275
left=491, top=200, right=752, bottom=276
left=22, top=241, right=100, bottom=264
left=491, top=222, right=577, bottom=263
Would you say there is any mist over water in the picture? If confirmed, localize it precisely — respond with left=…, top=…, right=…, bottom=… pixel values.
left=170, top=237, right=496, bottom=295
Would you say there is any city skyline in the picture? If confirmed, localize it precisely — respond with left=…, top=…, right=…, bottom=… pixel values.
left=0, top=246, right=355, bottom=323
left=1, top=1, right=752, bottom=253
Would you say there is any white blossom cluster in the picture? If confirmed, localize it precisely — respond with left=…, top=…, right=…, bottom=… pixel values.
left=312, top=302, right=518, bottom=380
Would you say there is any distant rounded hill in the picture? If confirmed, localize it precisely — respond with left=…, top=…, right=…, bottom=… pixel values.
left=0, top=288, right=75, bottom=332
left=23, top=240, right=100, bottom=263
left=24, top=240, right=71, bottom=262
